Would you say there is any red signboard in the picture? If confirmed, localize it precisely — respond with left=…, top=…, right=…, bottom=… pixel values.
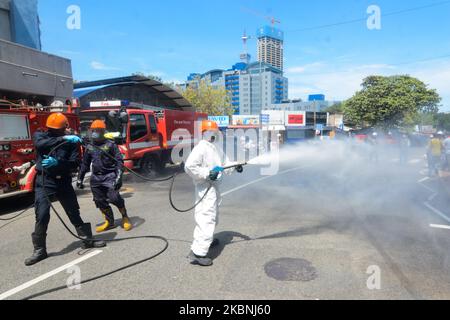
left=288, top=114, right=304, bottom=125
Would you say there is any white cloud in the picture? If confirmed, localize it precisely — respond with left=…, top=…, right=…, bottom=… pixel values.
left=90, top=61, right=120, bottom=71
left=286, top=60, right=450, bottom=110
left=286, top=62, right=324, bottom=74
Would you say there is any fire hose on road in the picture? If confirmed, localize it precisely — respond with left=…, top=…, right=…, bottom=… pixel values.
left=1, top=138, right=248, bottom=299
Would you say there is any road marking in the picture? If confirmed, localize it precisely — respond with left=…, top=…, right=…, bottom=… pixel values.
left=430, top=224, right=450, bottom=230
left=409, top=159, right=421, bottom=164
left=428, top=193, right=437, bottom=201
left=0, top=249, right=102, bottom=300
left=417, top=178, right=450, bottom=224
left=418, top=177, right=429, bottom=183
left=423, top=202, right=450, bottom=224
left=418, top=181, right=436, bottom=193
left=222, top=165, right=312, bottom=197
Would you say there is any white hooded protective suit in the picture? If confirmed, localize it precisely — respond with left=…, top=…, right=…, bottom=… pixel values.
left=185, top=139, right=232, bottom=257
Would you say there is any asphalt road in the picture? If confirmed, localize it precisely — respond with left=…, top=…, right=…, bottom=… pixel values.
left=1, top=144, right=450, bottom=300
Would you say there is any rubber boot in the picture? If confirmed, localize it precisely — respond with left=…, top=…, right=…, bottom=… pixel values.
left=119, top=208, right=133, bottom=231
left=96, top=207, right=115, bottom=233
left=188, top=251, right=213, bottom=267
left=25, top=233, right=48, bottom=266
left=76, top=223, right=107, bottom=249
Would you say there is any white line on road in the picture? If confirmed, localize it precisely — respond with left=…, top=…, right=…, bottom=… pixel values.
left=428, top=193, right=437, bottom=202
left=0, top=249, right=102, bottom=300
left=419, top=182, right=436, bottom=193
left=430, top=224, right=450, bottom=230
left=418, top=177, right=430, bottom=183
left=222, top=165, right=312, bottom=197
left=424, top=202, right=450, bottom=224
left=416, top=177, right=450, bottom=225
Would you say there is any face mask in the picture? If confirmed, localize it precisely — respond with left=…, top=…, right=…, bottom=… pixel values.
left=203, top=131, right=219, bottom=143
left=91, top=130, right=105, bottom=142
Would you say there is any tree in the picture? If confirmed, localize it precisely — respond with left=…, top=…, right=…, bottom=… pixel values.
left=435, top=113, right=450, bottom=132
left=325, top=102, right=343, bottom=113
left=343, top=75, right=441, bottom=129
left=182, top=80, right=233, bottom=116
left=132, top=72, right=163, bottom=83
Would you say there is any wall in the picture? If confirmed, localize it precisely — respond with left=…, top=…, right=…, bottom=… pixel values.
left=0, top=0, right=11, bottom=42
left=9, top=0, right=41, bottom=50
left=0, top=39, right=73, bottom=103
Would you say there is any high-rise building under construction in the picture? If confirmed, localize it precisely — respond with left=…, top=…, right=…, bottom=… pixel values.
left=257, top=26, right=284, bottom=71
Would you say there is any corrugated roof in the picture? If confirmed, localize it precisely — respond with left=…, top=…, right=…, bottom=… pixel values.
left=74, top=76, right=192, bottom=109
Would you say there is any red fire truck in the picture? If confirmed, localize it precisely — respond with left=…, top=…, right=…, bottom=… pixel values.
left=0, top=98, right=207, bottom=199
left=0, top=100, right=79, bottom=199
left=79, top=100, right=207, bottom=177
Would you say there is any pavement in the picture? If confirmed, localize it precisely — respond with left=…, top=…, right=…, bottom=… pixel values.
left=1, top=145, right=450, bottom=300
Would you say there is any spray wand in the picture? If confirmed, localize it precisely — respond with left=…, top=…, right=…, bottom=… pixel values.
left=222, top=162, right=248, bottom=170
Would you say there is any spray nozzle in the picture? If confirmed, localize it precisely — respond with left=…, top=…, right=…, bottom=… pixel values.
left=222, top=162, right=248, bottom=170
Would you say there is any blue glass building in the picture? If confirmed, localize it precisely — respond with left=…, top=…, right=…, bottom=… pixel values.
left=0, top=0, right=41, bottom=50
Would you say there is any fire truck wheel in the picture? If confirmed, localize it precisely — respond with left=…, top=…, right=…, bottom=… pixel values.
left=141, top=155, right=158, bottom=177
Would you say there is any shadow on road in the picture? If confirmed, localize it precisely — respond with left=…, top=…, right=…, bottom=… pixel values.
left=49, top=231, right=119, bottom=257
left=208, top=231, right=252, bottom=260
left=0, top=194, right=34, bottom=215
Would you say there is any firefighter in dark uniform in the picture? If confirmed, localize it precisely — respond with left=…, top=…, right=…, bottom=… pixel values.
left=25, top=113, right=106, bottom=267
left=77, top=120, right=132, bottom=233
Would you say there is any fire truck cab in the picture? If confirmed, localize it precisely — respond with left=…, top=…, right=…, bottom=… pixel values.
left=79, top=100, right=207, bottom=177
left=0, top=100, right=79, bottom=199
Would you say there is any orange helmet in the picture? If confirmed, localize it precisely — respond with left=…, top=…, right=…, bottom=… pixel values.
left=201, top=120, right=219, bottom=133
left=91, top=120, right=107, bottom=130
left=46, top=113, right=68, bottom=130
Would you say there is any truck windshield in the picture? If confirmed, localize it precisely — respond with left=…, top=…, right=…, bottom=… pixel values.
left=0, top=114, right=30, bottom=141
left=79, top=112, right=125, bottom=140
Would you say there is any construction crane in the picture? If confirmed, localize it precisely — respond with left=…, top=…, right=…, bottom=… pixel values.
left=241, top=7, right=281, bottom=28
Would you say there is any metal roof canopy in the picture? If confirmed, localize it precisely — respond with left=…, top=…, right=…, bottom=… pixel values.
left=74, top=75, right=192, bottom=110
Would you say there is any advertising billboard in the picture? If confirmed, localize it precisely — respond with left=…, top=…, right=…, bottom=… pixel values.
left=261, top=110, right=285, bottom=125
left=208, top=116, right=230, bottom=128
left=285, top=111, right=306, bottom=127
left=232, top=115, right=261, bottom=126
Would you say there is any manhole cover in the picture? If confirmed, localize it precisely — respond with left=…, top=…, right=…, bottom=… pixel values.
left=264, top=258, right=318, bottom=282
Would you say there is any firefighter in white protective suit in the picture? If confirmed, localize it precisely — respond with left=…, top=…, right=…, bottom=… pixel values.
left=185, top=120, right=243, bottom=266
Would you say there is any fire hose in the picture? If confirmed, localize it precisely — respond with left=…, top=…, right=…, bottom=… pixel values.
left=15, top=139, right=246, bottom=299
left=20, top=140, right=169, bottom=300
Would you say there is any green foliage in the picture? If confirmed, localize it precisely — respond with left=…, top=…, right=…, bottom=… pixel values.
left=132, top=72, right=163, bottom=83
left=343, top=75, right=441, bottom=129
left=324, top=102, right=343, bottom=113
left=182, top=80, right=233, bottom=116
left=435, top=113, right=450, bottom=131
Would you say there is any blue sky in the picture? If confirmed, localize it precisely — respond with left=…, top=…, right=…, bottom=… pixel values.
left=38, top=0, right=450, bottom=110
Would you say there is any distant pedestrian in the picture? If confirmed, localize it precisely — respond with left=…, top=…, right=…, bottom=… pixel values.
left=367, top=132, right=379, bottom=163
left=427, top=134, right=443, bottom=176
left=399, top=134, right=410, bottom=165
left=443, top=135, right=450, bottom=170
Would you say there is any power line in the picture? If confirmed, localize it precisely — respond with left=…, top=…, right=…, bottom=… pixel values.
left=286, top=0, right=450, bottom=33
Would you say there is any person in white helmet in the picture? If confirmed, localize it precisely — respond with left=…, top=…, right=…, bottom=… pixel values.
left=367, top=132, right=379, bottom=163
left=184, top=120, right=243, bottom=266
